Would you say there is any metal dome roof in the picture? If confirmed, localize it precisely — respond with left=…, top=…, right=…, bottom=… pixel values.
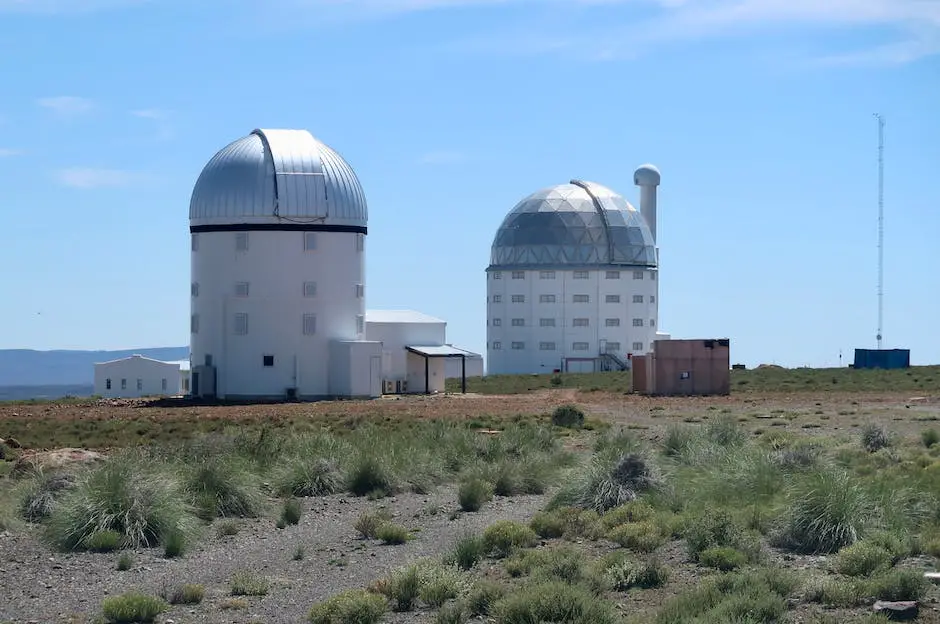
left=489, top=180, right=656, bottom=269
left=189, top=128, right=367, bottom=228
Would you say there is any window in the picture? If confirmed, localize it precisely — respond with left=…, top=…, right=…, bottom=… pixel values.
left=606, top=342, right=621, bottom=352
left=650, top=272, right=656, bottom=280
left=633, top=295, right=644, bottom=303
left=191, top=282, right=199, bottom=297
left=492, top=341, right=502, bottom=350
left=304, top=281, right=317, bottom=297
left=539, top=294, right=556, bottom=303
left=573, top=270, right=589, bottom=279
left=650, top=296, right=656, bottom=304
left=606, top=294, right=621, bottom=303
left=573, top=318, right=589, bottom=327
left=136, top=378, right=142, bottom=391
left=633, top=271, right=644, bottom=280
left=106, top=378, right=111, bottom=390
left=303, top=313, right=317, bottom=335
left=539, top=271, right=555, bottom=279
left=236, top=232, right=249, bottom=251
left=492, top=271, right=502, bottom=279
left=633, top=318, right=644, bottom=327
left=650, top=319, right=656, bottom=327
left=493, top=295, right=502, bottom=303
left=263, top=355, right=274, bottom=367
left=573, top=294, right=590, bottom=303
left=605, top=318, right=620, bottom=327
left=539, top=342, right=556, bottom=351
left=511, top=342, right=525, bottom=350
left=191, top=233, right=199, bottom=251
left=356, top=314, right=365, bottom=334
left=511, top=295, right=525, bottom=303
left=234, top=281, right=249, bottom=297
left=205, top=354, right=213, bottom=367
left=161, top=378, right=167, bottom=392
left=304, top=232, right=317, bottom=251
left=356, top=233, right=365, bottom=252
left=492, top=318, right=502, bottom=326
left=190, top=314, right=199, bottom=334
left=511, top=271, right=525, bottom=280
left=539, top=318, right=555, bottom=327
left=633, top=342, right=644, bottom=351
left=511, top=318, right=525, bottom=327
left=355, top=284, right=364, bottom=299
left=572, top=342, right=589, bottom=351
left=121, top=378, right=127, bottom=390
left=606, top=271, right=620, bottom=279
left=233, top=313, right=249, bottom=335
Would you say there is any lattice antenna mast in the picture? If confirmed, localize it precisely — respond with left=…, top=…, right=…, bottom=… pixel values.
left=874, top=113, right=885, bottom=349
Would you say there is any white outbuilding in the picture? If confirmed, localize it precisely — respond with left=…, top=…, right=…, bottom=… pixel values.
left=486, top=168, right=668, bottom=375
left=93, top=355, right=183, bottom=398
left=365, top=310, right=481, bottom=394
left=188, top=128, right=382, bottom=400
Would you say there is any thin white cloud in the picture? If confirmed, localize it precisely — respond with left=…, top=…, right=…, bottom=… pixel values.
left=130, top=108, right=174, bottom=141
left=55, top=167, right=151, bottom=189
left=0, top=148, right=21, bottom=157
left=37, top=96, right=94, bottom=117
left=419, top=150, right=467, bottom=165
left=131, top=108, right=168, bottom=120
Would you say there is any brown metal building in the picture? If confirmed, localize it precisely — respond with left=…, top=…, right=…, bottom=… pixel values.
left=632, top=338, right=731, bottom=396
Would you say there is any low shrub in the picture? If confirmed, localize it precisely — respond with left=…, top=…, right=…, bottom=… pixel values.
left=100, top=592, right=167, bottom=623
left=551, top=452, right=661, bottom=513
left=552, top=404, right=585, bottom=429
left=698, top=546, right=748, bottom=571
left=217, top=520, right=240, bottom=537
left=281, top=498, right=302, bottom=525
left=347, top=454, right=397, bottom=498
left=867, top=568, right=928, bottom=601
left=435, top=602, right=467, bottom=624
left=375, top=523, right=411, bottom=545
left=482, top=520, right=537, bottom=558
left=504, top=546, right=586, bottom=584
left=182, top=455, right=263, bottom=520
left=450, top=532, right=484, bottom=570
left=601, top=555, right=670, bottom=591
left=20, top=471, right=75, bottom=522
left=85, top=529, right=123, bottom=552
left=607, top=521, right=666, bottom=553
left=230, top=570, right=270, bottom=596
left=457, top=478, right=493, bottom=512
left=162, top=528, right=185, bottom=558
left=601, top=500, right=656, bottom=529
left=922, top=428, right=939, bottom=448
left=307, top=589, right=387, bottom=624
left=162, top=583, right=205, bottom=605
left=683, top=508, right=743, bottom=561
left=276, top=456, right=344, bottom=498
left=655, top=568, right=797, bottom=623
left=418, top=567, right=462, bottom=608
left=116, top=552, right=133, bottom=571
left=378, top=565, right=422, bottom=612
left=354, top=509, right=393, bottom=539
left=466, top=580, right=505, bottom=617
left=492, top=580, right=619, bottom=624
left=861, top=424, right=890, bottom=453
left=834, top=540, right=895, bottom=577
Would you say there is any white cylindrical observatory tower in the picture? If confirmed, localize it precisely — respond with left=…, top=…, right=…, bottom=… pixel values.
left=189, top=128, right=368, bottom=399
left=633, top=164, right=661, bottom=243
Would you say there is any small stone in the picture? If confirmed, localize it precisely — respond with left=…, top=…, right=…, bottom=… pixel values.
left=873, top=600, right=919, bottom=621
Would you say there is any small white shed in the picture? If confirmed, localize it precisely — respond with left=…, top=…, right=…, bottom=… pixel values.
left=93, top=355, right=183, bottom=398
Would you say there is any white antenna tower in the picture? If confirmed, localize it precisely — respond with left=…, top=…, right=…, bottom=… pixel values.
left=874, top=113, right=885, bottom=349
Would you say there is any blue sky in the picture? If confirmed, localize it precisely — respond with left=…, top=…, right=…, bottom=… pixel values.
left=1, top=0, right=938, bottom=369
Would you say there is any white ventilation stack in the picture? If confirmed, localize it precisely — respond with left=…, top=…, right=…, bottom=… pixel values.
left=633, top=164, right=661, bottom=243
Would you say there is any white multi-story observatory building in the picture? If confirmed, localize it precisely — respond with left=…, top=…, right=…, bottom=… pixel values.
left=188, top=128, right=382, bottom=400
left=486, top=167, right=665, bottom=375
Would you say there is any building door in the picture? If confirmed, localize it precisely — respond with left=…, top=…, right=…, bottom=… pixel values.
left=370, top=356, right=381, bottom=397
left=192, top=372, right=200, bottom=397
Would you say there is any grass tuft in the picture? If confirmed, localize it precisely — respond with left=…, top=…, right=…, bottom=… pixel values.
left=230, top=570, right=270, bottom=596
left=100, top=592, right=167, bottom=623
left=308, top=589, right=387, bottom=624
left=482, top=520, right=537, bottom=558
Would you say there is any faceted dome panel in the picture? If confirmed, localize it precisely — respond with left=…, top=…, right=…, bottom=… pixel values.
left=489, top=180, right=656, bottom=268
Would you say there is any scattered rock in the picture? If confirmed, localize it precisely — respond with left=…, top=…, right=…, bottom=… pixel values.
left=0, top=437, right=22, bottom=448
left=12, top=448, right=106, bottom=476
left=925, top=572, right=940, bottom=584
left=873, top=600, right=919, bottom=621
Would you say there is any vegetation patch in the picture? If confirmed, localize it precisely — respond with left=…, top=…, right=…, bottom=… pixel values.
left=100, top=592, right=167, bottom=623
left=308, top=589, right=387, bottom=624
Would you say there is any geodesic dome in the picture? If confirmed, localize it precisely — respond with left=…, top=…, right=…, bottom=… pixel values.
left=489, top=180, right=656, bottom=269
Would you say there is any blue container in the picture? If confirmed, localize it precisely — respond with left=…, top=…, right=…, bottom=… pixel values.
left=853, top=348, right=911, bottom=370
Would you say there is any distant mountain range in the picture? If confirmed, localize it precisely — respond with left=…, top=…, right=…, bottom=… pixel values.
left=0, top=347, right=189, bottom=401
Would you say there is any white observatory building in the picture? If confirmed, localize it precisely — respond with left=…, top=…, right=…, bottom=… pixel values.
left=188, top=128, right=382, bottom=400
left=486, top=166, right=665, bottom=375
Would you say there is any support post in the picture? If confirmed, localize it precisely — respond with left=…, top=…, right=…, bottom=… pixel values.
left=424, top=355, right=430, bottom=395
left=461, top=355, right=466, bottom=394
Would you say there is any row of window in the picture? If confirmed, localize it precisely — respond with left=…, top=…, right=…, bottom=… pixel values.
left=191, top=282, right=363, bottom=299
left=493, top=270, right=655, bottom=281
left=490, top=341, right=644, bottom=352
left=190, top=314, right=365, bottom=335
left=105, top=378, right=169, bottom=392
left=191, top=232, right=366, bottom=253
left=491, top=294, right=655, bottom=304
left=492, top=317, right=654, bottom=328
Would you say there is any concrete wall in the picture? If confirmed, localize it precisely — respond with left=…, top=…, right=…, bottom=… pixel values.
left=366, top=320, right=446, bottom=382
left=94, top=356, right=182, bottom=398
left=406, top=351, right=446, bottom=394
left=486, top=267, right=659, bottom=375
left=191, top=229, right=365, bottom=399
left=329, top=340, right=383, bottom=398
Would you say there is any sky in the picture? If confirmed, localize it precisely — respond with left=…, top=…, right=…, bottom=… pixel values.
left=0, top=0, right=938, bottom=370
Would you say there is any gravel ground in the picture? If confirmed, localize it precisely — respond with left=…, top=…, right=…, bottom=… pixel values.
left=0, top=486, right=550, bottom=624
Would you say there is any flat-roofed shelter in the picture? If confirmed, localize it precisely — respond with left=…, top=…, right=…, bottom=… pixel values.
left=405, top=345, right=476, bottom=394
